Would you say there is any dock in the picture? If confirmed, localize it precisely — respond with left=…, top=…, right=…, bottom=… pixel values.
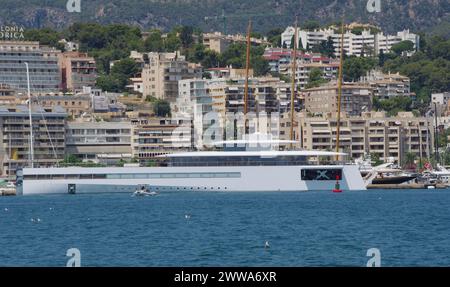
left=367, top=184, right=449, bottom=189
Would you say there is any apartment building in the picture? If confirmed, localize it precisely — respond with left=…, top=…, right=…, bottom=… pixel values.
left=432, top=92, right=450, bottom=106
left=207, top=77, right=300, bottom=118
left=0, top=84, right=16, bottom=105
left=131, top=118, right=193, bottom=163
left=176, top=79, right=213, bottom=116
left=32, top=95, right=92, bottom=118
left=203, top=32, right=270, bottom=54
left=296, top=111, right=434, bottom=164
left=65, top=121, right=132, bottom=164
left=141, top=52, right=202, bottom=102
left=204, top=67, right=253, bottom=79
left=304, top=83, right=373, bottom=116
left=59, top=51, right=97, bottom=92
left=281, top=27, right=419, bottom=57
left=0, top=41, right=61, bottom=92
left=263, top=48, right=339, bottom=89
left=361, top=70, right=411, bottom=100
left=0, top=105, right=66, bottom=179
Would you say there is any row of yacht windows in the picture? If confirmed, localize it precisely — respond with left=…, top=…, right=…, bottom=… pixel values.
left=169, top=156, right=311, bottom=167
left=23, top=172, right=241, bottom=180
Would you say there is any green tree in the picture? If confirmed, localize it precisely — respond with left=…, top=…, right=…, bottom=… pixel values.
left=378, top=49, right=386, bottom=66
left=220, top=43, right=269, bottom=76
left=164, top=30, right=182, bottom=52
left=96, top=75, right=123, bottom=92
left=403, top=152, right=417, bottom=170
left=311, top=37, right=335, bottom=58
left=343, top=56, right=377, bottom=82
left=62, top=155, right=81, bottom=165
left=303, top=20, right=320, bottom=31
left=305, top=68, right=328, bottom=88
left=180, top=26, right=194, bottom=49
left=373, top=96, right=413, bottom=116
left=391, top=40, right=415, bottom=56
left=111, top=58, right=139, bottom=78
left=153, top=100, right=171, bottom=117
left=266, top=28, right=284, bottom=47
left=24, top=28, right=64, bottom=50
left=96, top=58, right=139, bottom=92
left=144, top=30, right=165, bottom=52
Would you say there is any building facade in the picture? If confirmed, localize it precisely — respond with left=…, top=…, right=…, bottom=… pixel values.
left=0, top=105, right=66, bottom=179
left=0, top=41, right=61, bottom=92
left=131, top=118, right=193, bottom=163
left=361, top=70, right=411, bottom=100
left=281, top=27, right=419, bottom=57
left=296, top=111, right=434, bottom=164
left=141, top=52, right=202, bottom=102
left=59, top=51, right=97, bottom=92
left=65, top=121, right=132, bottom=164
left=203, top=32, right=270, bottom=54
left=432, top=92, right=450, bottom=106
left=32, top=95, right=92, bottom=118
left=263, top=48, right=339, bottom=89
left=0, top=84, right=16, bottom=105
left=303, top=83, right=373, bottom=116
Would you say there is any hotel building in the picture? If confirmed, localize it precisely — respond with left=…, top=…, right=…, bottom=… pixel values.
left=0, top=41, right=61, bottom=92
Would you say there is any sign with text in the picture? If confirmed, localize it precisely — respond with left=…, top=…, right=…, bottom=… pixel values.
left=0, top=26, right=25, bottom=40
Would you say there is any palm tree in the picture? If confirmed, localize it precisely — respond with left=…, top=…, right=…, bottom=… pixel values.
left=403, top=152, right=417, bottom=170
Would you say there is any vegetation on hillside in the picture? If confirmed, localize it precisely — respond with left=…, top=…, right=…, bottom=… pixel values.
left=1, top=0, right=448, bottom=35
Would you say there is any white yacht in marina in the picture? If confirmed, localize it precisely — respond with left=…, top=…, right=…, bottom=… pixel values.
left=16, top=140, right=367, bottom=195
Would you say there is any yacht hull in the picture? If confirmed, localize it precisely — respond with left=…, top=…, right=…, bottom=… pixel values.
left=17, top=165, right=367, bottom=195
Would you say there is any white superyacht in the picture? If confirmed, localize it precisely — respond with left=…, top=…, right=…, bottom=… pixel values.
left=16, top=140, right=366, bottom=195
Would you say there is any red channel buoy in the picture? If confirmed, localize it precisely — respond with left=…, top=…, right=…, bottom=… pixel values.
left=333, top=175, right=343, bottom=193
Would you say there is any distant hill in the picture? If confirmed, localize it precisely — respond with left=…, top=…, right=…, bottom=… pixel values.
left=0, top=0, right=449, bottom=35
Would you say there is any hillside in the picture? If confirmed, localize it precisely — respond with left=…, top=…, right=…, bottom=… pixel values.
left=0, top=0, right=449, bottom=34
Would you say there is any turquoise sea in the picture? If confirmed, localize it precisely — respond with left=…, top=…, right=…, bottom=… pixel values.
left=0, top=189, right=449, bottom=266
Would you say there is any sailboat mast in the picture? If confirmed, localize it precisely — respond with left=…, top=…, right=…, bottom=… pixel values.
left=25, top=62, right=34, bottom=168
left=335, top=21, right=345, bottom=161
left=244, top=20, right=252, bottom=115
left=289, top=18, right=298, bottom=146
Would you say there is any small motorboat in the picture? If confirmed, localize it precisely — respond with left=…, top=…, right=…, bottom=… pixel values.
left=133, top=185, right=158, bottom=197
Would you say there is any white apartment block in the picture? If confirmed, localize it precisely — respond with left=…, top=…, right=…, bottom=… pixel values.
left=432, top=92, right=450, bottom=105
left=281, top=27, right=419, bottom=57
left=66, top=121, right=133, bottom=163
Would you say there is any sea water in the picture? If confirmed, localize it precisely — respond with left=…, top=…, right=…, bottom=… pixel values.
left=0, top=189, right=449, bottom=266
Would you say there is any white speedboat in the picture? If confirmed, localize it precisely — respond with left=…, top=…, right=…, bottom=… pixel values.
left=133, top=186, right=158, bottom=197
left=428, top=165, right=450, bottom=184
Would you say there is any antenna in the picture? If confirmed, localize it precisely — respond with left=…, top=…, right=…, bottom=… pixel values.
left=25, top=62, right=34, bottom=168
